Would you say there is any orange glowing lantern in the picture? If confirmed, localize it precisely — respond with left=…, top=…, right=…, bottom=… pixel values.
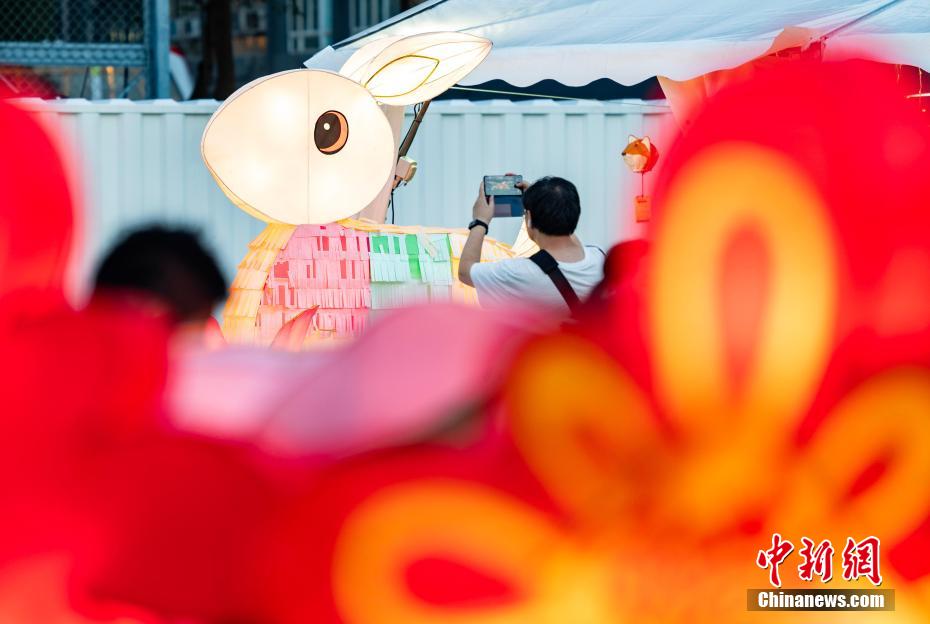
left=621, top=134, right=660, bottom=222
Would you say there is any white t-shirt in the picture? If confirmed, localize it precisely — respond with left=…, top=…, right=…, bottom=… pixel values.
left=470, top=245, right=605, bottom=313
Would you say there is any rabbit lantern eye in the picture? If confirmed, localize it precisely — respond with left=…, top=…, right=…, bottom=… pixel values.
left=315, top=110, right=349, bottom=154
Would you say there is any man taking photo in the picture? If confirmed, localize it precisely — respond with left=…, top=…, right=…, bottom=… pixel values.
left=458, top=176, right=605, bottom=315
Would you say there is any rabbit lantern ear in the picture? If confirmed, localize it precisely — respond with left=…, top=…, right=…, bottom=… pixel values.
left=340, top=32, right=492, bottom=106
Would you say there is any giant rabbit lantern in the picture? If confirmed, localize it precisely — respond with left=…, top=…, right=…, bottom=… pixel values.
left=202, top=32, right=519, bottom=346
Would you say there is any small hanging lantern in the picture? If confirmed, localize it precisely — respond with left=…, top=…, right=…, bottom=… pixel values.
left=621, top=134, right=660, bottom=222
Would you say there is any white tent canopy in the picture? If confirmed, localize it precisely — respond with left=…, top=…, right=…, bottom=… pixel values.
left=306, top=0, right=930, bottom=87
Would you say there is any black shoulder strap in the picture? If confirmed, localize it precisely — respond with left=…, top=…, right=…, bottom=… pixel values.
left=529, top=250, right=581, bottom=314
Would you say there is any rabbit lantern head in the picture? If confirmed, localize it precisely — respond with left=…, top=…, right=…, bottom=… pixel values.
left=201, top=32, right=492, bottom=225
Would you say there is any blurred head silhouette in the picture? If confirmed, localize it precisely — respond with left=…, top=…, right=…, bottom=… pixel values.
left=94, top=226, right=227, bottom=325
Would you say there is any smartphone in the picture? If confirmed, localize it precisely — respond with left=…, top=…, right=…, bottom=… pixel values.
left=484, top=174, right=524, bottom=217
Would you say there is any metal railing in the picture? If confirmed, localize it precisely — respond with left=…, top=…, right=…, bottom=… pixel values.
left=0, top=0, right=169, bottom=98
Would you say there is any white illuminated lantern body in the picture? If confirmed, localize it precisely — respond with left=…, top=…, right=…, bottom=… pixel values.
left=204, top=70, right=395, bottom=224
left=202, top=32, right=492, bottom=225
left=203, top=32, right=528, bottom=347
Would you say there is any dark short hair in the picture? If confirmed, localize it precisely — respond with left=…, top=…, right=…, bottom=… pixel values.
left=523, top=176, right=581, bottom=236
left=94, top=226, right=227, bottom=322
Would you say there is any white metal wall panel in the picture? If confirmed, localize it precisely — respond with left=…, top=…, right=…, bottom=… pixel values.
left=399, top=99, right=671, bottom=252
left=16, top=98, right=671, bottom=289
